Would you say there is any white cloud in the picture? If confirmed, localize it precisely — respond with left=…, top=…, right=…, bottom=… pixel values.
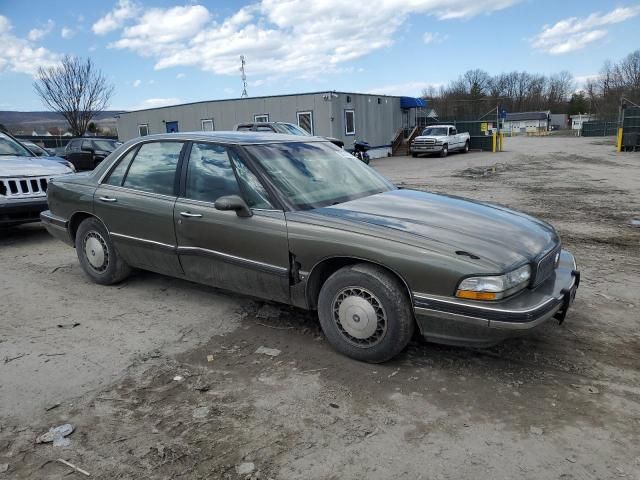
left=422, top=31, right=448, bottom=44
left=61, top=27, right=75, bottom=39
left=131, top=97, right=181, bottom=110
left=0, top=15, right=60, bottom=76
left=531, top=6, right=640, bottom=54
left=92, top=0, right=141, bottom=35
left=369, top=81, right=443, bottom=96
left=106, top=0, right=520, bottom=78
left=176, top=72, right=186, bottom=79
left=28, top=19, right=54, bottom=41
left=132, top=79, right=141, bottom=87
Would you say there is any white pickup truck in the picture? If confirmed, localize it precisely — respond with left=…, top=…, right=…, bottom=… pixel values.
left=410, top=125, right=470, bottom=157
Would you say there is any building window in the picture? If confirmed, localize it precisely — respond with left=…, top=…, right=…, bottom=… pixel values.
left=254, top=114, right=269, bottom=122
left=345, top=110, right=355, bottom=136
left=377, top=98, right=381, bottom=104
left=346, top=95, right=351, bottom=103
left=201, top=119, right=214, bottom=131
left=297, top=111, right=313, bottom=135
left=138, top=124, right=149, bottom=137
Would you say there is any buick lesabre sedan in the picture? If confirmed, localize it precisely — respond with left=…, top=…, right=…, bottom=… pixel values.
left=41, top=132, right=579, bottom=363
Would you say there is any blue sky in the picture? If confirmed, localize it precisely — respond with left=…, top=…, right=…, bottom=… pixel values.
left=1, top=0, right=639, bottom=111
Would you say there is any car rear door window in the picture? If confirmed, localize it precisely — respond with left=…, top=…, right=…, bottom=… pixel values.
left=122, top=141, right=183, bottom=196
left=185, top=143, right=241, bottom=203
left=105, top=148, right=137, bottom=186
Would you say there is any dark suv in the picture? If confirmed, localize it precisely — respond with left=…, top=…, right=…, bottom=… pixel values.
left=61, top=138, right=121, bottom=171
left=235, top=122, right=344, bottom=148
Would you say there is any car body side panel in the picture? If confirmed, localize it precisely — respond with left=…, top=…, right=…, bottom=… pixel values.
left=174, top=202, right=290, bottom=302
left=46, top=179, right=96, bottom=221
left=93, top=185, right=183, bottom=276
left=285, top=212, right=476, bottom=301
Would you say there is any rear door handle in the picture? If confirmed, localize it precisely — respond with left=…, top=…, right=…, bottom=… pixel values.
left=180, top=211, right=203, bottom=218
left=99, top=196, right=117, bottom=203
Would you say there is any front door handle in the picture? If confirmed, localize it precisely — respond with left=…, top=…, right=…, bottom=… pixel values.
left=180, top=211, right=203, bottom=218
left=99, top=196, right=117, bottom=203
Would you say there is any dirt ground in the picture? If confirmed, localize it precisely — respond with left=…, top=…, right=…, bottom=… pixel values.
left=1, top=136, right=639, bottom=479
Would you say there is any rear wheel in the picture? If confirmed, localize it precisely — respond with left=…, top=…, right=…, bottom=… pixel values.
left=462, top=141, right=469, bottom=153
left=440, top=144, right=448, bottom=157
left=317, top=263, right=415, bottom=363
left=75, top=217, right=131, bottom=285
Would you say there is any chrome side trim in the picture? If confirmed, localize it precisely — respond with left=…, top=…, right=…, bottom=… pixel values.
left=414, top=306, right=489, bottom=327
left=413, top=292, right=558, bottom=315
left=177, top=246, right=289, bottom=277
left=109, top=232, right=176, bottom=251
left=40, top=210, right=68, bottom=229
left=98, top=184, right=177, bottom=201
left=489, top=303, right=562, bottom=330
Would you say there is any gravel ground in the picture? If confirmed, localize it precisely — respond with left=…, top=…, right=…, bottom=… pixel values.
left=1, top=135, right=639, bottom=479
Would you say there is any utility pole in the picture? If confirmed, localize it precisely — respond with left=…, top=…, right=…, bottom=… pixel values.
left=240, top=55, right=248, bottom=98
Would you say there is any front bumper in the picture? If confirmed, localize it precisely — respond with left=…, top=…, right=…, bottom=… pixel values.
left=411, top=144, right=443, bottom=153
left=0, top=196, right=48, bottom=226
left=412, top=250, right=579, bottom=347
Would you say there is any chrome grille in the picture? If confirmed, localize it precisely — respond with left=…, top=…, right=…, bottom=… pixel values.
left=0, top=177, right=49, bottom=198
left=413, top=138, right=437, bottom=146
left=533, top=245, right=561, bottom=286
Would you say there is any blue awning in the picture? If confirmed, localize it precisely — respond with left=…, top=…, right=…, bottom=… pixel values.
left=400, top=97, right=427, bottom=108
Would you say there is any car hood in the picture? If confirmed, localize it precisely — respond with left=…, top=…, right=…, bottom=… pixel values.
left=0, top=156, right=74, bottom=176
left=311, top=189, right=559, bottom=271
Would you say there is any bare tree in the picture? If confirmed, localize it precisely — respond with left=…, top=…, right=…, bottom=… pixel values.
left=34, top=56, right=114, bottom=136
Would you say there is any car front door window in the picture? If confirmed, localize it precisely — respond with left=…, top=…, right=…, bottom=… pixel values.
left=185, top=143, right=241, bottom=202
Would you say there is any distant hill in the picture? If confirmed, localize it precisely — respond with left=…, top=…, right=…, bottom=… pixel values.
left=0, top=110, right=123, bottom=135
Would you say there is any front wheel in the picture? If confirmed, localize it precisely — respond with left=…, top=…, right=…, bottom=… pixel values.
left=440, top=144, right=448, bottom=157
left=75, top=217, right=131, bottom=285
left=317, top=264, right=415, bottom=363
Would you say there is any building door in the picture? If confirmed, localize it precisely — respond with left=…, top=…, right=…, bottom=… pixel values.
left=166, top=121, right=179, bottom=133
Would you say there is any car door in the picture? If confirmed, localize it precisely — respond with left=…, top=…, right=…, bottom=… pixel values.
left=94, top=140, right=185, bottom=276
left=64, top=140, right=82, bottom=166
left=174, top=142, right=290, bottom=302
left=449, top=127, right=459, bottom=149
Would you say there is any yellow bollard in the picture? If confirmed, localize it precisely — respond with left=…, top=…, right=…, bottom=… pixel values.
left=499, top=132, right=504, bottom=151
left=617, top=127, right=623, bottom=152
left=492, top=132, right=496, bottom=153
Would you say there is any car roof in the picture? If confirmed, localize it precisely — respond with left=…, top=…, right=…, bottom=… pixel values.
left=134, top=131, right=329, bottom=145
left=424, top=125, right=455, bottom=128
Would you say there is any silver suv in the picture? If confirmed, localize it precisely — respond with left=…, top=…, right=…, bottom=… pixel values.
left=0, top=133, right=74, bottom=227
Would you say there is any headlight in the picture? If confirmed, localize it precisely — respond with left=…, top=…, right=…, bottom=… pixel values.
left=456, top=264, right=531, bottom=300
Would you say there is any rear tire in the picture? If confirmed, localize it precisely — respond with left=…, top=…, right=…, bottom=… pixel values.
left=440, top=144, right=448, bottom=157
left=317, top=263, right=415, bottom=363
left=462, top=141, right=469, bottom=153
left=75, top=217, right=131, bottom=285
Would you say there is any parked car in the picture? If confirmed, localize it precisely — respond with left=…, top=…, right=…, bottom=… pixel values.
left=0, top=132, right=75, bottom=227
left=41, top=132, right=579, bottom=363
left=411, top=125, right=470, bottom=157
left=60, top=138, right=121, bottom=171
left=235, top=122, right=345, bottom=148
left=20, top=140, right=53, bottom=157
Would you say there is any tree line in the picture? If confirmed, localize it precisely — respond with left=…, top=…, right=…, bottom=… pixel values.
left=422, top=49, right=640, bottom=121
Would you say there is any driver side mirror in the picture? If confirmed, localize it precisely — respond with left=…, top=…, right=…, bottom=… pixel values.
left=214, top=195, right=253, bottom=218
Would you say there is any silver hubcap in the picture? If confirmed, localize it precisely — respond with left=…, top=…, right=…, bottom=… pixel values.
left=84, top=231, right=108, bottom=272
left=332, top=287, right=387, bottom=348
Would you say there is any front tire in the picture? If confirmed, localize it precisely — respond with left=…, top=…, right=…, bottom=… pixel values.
left=440, top=144, right=448, bottom=157
left=411, top=152, right=418, bottom=158
left=75, top=217, right=131, bottom=285
left=317, top=264, right=415, bottom=363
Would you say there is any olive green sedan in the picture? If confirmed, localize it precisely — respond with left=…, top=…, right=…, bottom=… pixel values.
left=41, top=132, right=579, bottom=363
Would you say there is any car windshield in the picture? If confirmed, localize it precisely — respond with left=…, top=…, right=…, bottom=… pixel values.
left=0, top=133, right=33, bottom=158
left=92, top=140, right=119, bottom=151
left=244, top=141, right=394, bottom=210
left=277, top=123, right=311, bottom=136
left=422, top=127, right=449, bottom=136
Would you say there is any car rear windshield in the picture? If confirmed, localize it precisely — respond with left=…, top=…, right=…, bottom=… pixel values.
left=92, top=140, right=119, bottom=151
left=0, top=133, right=33, bottom=158
left=421, top=127, right=449, bottom=136
left=244, top=141, right=394, bottom=210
